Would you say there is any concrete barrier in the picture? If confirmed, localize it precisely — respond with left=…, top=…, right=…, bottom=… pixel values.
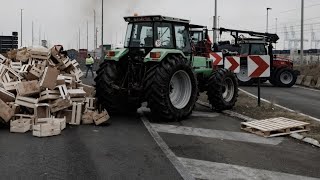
left=303, top=76, right=313, bottom=87
left=296, top=75, right=305, bottom=85
left=315, top=77, right=320, bottom=89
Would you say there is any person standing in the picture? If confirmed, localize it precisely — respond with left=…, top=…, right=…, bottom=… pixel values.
left=85, top=54, right=94, bottom=78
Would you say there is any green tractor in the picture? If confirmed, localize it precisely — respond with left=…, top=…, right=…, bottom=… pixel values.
left=95, top=15, right=238, bottom=121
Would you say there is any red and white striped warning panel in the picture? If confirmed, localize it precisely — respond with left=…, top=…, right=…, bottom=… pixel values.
left=224, top=56, right=240, bottom=73
left=248, top=55, right=270, bottom=78
left=210, top=52, right=223, bottom=66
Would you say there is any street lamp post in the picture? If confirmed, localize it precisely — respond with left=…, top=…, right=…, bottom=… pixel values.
left=20, top=9, right=23, bottom=47
left=266, top=7, right=272, bottom=33
left=300, top=0, right=304, bottom=64
left=213, top=0, right=218, bottom=44
left=101, top=0, right=104, bottom=62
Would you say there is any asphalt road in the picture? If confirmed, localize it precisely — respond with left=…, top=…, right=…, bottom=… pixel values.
left=241, top=84, right=320, bottom=119
left=0, top=77, right=319, bottom=179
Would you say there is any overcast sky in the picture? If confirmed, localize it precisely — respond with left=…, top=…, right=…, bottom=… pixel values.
left=1, top=0, right=319, bottom=50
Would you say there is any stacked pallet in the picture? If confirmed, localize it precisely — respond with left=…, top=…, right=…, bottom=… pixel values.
left=0, top=46, right=109, bottom=138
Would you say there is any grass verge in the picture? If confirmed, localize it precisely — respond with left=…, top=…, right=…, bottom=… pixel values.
left=199, top=92, right=320, bottom=142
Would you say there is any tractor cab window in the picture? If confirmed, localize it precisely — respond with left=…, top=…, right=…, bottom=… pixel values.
left=175, top=25, right=191, bottom=53
left=125, top=22, right=153, bottom=48
left=154, top=22, right=174, bottom=48
left=251, top=44, right=266, bottom=55
left=240, top=44, right=250, bottom=56
left=191, top=31, right=203, bottom=44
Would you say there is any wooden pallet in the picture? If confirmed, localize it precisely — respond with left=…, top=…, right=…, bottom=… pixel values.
left=241, top=117, right=310, bottom=138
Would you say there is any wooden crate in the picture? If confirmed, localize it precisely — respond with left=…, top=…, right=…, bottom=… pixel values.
left=10, top=114, right=34, bottom=133
left=33, top=122, right=61, bottom=137
left=39, top=66, right=59, bottom=90
left=241, top=117, right=310, bottom=138
left=19, top=64, right=30, bottom=77
left=58, top=57, right=72, bottom=70
left=85, top=98, right=95, bottom=111
left=39, top=89, right=60, bottom=102
left=77, top=83, right=95, bottom=97
left=16, top=80, right=41, bottom=97
left=70, top=102, right=82, bottom=125
left=82, top=110, right=94, bottom=125
left=93, top=110, right=110, bottom=125
left=3, top=81, right=20, bottom=92
left=10, top=62, right=22, bottom=73
left=15, top=96, right=38, bottom=108
left=68, top=89, right=86, bottom=98
left=70, top=68, right=83, bottom=82
left=56, top=110, right=72, bottom=124
left=50, top=98, right=72, bottom=113
left=10, top=119, right=32, bottom=133
left=34, top=103, right=50, bottom=119
left=26, top=66, right=42, bottom=81
left=0, top=54, right=7, bottom=64
left=0, top=98, right=15, bottom=122
left=30, top=50, right=50, bottom=60
left=57, top=84, right=69, bottom=99
left=71, top=97, right=86, bottom=103
left=0, top=87, right=15, bottom=102
left=36, top=117, right=66, bottom=130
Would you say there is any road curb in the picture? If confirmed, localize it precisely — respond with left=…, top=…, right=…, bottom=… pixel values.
left=196, top=100, right=320, bottom=148
left=239, top=88, right=320, bottom=123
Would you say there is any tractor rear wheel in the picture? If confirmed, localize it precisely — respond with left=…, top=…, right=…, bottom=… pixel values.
left=95, top=61, right=140, bottom=114
left=144, top=54, right=198, bottom=121
left=207, top=69, right=239, bottom=111
left=275, top=68, right=297, bottom=87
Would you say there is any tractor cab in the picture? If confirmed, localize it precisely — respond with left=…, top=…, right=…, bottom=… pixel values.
left=189, top=24, right=212, bottom=57
left=122, top=15, right=192, bottom=58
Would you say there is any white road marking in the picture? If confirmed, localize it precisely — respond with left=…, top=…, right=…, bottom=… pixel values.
left=294, top=85, right=320, bottom=93
left=179, top=157, right=320, bottom=180
left=151, top=123, right=283, bottom=145
left=191, top=111, right=219, bottom=118
left=239, top=88, right=320, bottom=123
left=138, top=109, right=195, bottom=180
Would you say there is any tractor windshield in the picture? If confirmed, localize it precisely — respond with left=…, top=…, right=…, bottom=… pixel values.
left=124, top=22, right=154, bottom=48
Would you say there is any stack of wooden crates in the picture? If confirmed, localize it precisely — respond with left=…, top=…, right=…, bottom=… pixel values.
left=0, top=46, right=109, bottom=138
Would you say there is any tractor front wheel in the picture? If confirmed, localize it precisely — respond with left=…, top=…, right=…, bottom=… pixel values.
left=207, top=69, right=239, bottom=111
left=145, top=55, right=198, bottom=121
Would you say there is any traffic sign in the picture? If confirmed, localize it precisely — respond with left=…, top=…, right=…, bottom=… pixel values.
left=248, top=55, right=270, bottom=78
left=210, top=52, right=223, bottom=66
left=225, top=56, right=240, bottom=73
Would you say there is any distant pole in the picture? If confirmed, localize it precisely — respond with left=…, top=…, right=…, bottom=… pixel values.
left=94, top=10, right=96, bottom=50
left=32, top=21, right=34, bottom=46
left=39, top=26, right=41, bottom=45
left=275, top=18, right=278, bottom=49
left=217, top=16, right=220, bottom=41
left=300, top=0, right=304, bottom=64
left=266, top=8, right=272, bottom=33
left=213, top=0, right=218, bottom=43
left=20, top=9, right=23, bottom=47
left=101, top=0, right=104, bottom=62
left=79, top=28, right=80, bottom=50
left=87, top=21, right=89, bottom=50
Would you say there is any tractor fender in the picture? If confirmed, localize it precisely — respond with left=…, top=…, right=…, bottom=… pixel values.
left=144, top=49, right=186, bottom=62
left=105, top=48, right=129, bottom=61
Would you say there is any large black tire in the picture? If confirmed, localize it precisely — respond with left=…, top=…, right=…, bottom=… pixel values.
left=94, top=61, right=140, bottom=114
left=144, top=54, right=198, bottom=121
left=207, top=69, right=239, bottom=111
left=275, top=68, right=297, bottom=87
